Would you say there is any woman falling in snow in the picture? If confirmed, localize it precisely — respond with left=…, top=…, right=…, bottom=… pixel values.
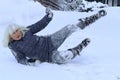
left=3, top=8, right=106, bottom=65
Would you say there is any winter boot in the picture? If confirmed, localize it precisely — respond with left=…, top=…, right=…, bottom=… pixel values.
left=77, top=10, right=107, bottom=29
left=68, top=38, right=91, bottom=59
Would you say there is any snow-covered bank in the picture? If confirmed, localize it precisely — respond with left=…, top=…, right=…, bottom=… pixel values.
left=0, top=0, right=120, bottom=80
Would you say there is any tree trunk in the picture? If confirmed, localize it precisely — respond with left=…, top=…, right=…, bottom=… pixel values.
left=118, top=0, right=120, bottom=6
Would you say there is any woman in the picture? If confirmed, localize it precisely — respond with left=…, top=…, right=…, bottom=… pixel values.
left=3, top=8, right=106, bottom=65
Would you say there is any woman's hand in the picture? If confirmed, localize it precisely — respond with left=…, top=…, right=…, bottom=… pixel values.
left=46, top=7, right=53, bottom=18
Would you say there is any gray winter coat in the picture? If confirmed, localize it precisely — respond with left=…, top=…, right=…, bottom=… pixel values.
left=8, top=15, right=55, bottom=65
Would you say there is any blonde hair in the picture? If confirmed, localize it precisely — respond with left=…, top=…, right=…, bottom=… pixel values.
left=3, top=24, right=29, bottom=47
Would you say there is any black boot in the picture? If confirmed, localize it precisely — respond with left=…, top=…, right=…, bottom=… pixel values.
left=68, top=38, right=91, bottom=59
left=77, top=10, right=107, bottom=29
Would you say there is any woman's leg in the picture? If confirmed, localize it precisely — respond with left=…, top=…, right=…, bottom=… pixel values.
left=50, top=10, right=106, bottom=50
left=50, top=24, right=79, bottom=50
left=52, top=38, right=91, bottom=64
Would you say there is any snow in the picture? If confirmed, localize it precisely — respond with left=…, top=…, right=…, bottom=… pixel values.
left=0, top=0, right=120, bottom=80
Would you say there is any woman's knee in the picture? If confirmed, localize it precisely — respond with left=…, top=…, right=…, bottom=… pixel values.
left=66, top=24, right=79, bottom=33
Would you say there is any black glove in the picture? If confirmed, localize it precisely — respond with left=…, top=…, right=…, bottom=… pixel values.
left=19, top=58, right=40, bottom=66
left=27, top=59, right=41, bottom=66
left=46, top=7, right=53, bottom=18
left=27, top=58, right=36, bottom=63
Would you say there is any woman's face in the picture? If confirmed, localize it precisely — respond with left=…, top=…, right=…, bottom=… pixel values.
left=11, top=29, right=22, bottom=40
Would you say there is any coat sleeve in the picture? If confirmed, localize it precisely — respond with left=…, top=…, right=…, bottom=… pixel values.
left=27, top=15, right=52, bottom=34
left=10, top=48, right=28, bottom=65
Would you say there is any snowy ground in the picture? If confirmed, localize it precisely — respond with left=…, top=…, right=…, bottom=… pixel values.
left=0, top=0, right=120, bottom=80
